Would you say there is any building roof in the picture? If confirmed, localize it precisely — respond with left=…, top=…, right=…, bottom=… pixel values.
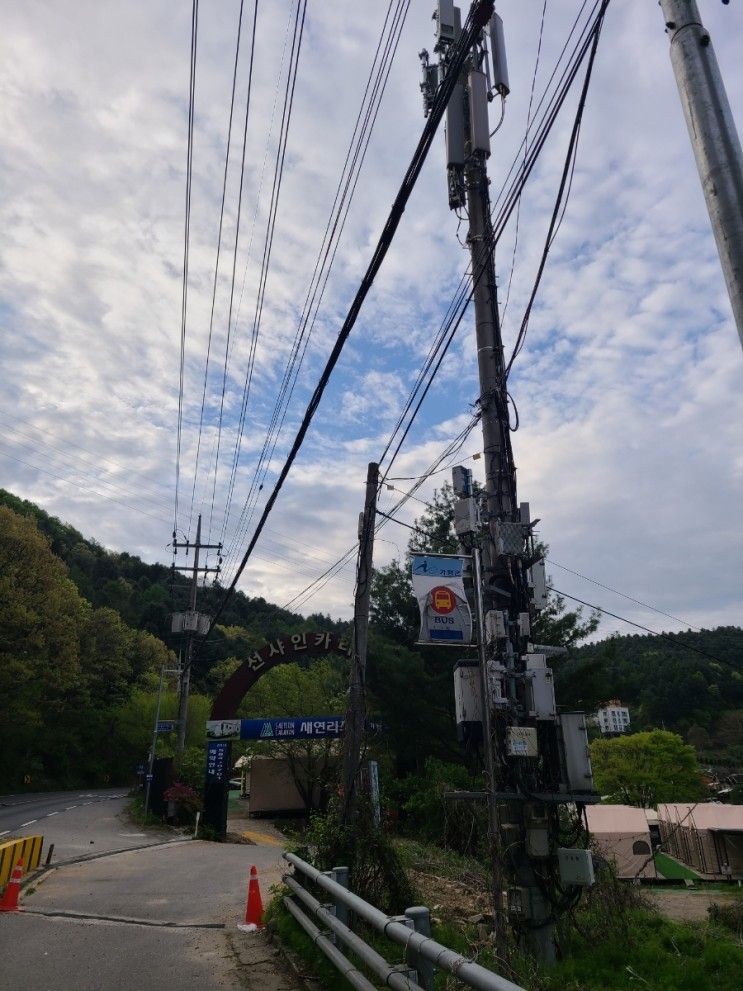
left=657, top=803, right=743, bottom=831
left=586, top=804, right=652, bottom=834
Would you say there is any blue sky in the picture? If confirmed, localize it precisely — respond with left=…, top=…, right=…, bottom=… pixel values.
left=1, top=1, right=742, bottom=641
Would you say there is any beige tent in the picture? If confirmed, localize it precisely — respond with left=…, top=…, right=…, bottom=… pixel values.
left=657, top=802, right=743, bottom=879
left=585, top=804, right=657, bottom=878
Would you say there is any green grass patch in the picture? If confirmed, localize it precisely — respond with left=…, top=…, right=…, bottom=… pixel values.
left=654, top=852, right=701, bottom=880
left=125, top=794, right=172, bottom=831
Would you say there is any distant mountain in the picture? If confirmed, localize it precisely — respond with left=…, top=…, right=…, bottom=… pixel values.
left=569, top=626, right=743, bottom=756
left=0, top=489, right=350, bottom=690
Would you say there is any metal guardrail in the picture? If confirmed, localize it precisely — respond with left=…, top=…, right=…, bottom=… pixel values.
left=283, top=851, right=525, bottom=991
left=0, top=836, right=43, bottom=888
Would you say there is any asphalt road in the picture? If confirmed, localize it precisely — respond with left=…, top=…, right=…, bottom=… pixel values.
left=0, top=788, right=168, bottom=863
left=0, top=790, right=302, bottom=990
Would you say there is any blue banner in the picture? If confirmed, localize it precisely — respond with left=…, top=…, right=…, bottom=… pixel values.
left=240, top=716, right=345, bottom=740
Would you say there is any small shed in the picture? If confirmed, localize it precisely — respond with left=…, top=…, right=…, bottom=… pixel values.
left=657, top=802, right=743, bottom=879
left=585, top=804, right=657, bottom=878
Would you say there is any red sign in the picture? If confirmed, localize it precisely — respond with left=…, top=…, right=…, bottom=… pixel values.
left=430, top=585, right=456, bottom=614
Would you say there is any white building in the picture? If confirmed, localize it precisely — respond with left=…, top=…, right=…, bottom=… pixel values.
left=597, top=700, right=630, bottom=735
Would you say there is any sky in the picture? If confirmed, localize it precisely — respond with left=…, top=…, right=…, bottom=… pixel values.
left=1, top=0, right=742, bottom=644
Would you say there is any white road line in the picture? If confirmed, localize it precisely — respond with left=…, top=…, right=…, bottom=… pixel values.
left=0, top=830, right=9, bottom=837
left=83, top=801, right=92, bottom=806
left=19, top=820, right=37, bottom=827
left=65, top=805, right=77, bottom=810
left=46, top=811, right=59, bottom=817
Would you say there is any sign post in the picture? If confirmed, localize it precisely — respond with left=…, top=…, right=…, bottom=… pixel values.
left=411, top=553, right=474, bottom=645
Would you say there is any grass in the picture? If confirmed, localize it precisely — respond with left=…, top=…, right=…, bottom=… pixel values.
left=654, top=851, right=702, bottom=881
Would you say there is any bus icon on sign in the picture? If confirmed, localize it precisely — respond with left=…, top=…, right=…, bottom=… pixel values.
left=430, top=586, right=456, bottom=614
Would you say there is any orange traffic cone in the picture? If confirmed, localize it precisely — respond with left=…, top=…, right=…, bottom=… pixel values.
left=244, top=865, right=264, bottom=928
left=0, top=860, right=25, bottom=912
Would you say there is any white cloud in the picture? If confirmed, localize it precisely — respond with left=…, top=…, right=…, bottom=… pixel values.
left=0, top=0, right=741, bottom=642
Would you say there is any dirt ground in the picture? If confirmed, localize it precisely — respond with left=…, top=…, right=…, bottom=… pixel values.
left=648, top=888, right=741, bottom=922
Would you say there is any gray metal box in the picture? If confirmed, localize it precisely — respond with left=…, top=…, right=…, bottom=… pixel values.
left=558, top=848, right=595, bottom=887
left=525, top=666, right=556, bottom=721
left=445, top=84, right=466, bottom=166
left=506, top=726, right=538, bottom=758
left=494, top=520, right=524, bottom=556
left=467, top=69, right=490, bottom=156
left=559, top=712, right=594, bottom=793
left=530, top=559, right=548, bottom=609
left=436, top=0, right=456, bottom=43
left=489, top=13, right=510, bottom=96
left=453, top=495, right=478, bottom=536
left=454, top=660, right=482, bottom=725
left=485, top=609, right=507, bottom=641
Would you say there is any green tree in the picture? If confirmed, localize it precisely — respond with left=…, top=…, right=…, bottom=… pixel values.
left=590, top=730, right=705, bottom=807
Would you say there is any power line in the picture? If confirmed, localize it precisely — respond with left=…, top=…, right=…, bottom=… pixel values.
left=219, top=0, right=412, bottom=579
left=550, top=587, right=738, bottom=669
left=175, top=0, right=199, bottom=538
left=546, top=559, right=700, bottom=632
left=187, top=0, right=248, bottom=535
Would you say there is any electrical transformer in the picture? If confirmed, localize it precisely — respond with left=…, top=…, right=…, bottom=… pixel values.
left=454, top=659, right=482, bottom=745
left=558, top=712, right=594, bottom=793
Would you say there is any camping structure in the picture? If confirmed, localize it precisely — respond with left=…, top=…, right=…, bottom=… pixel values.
left=657, top=803, right=743, bottom=879
left=585, top=804, right=657, bottom=879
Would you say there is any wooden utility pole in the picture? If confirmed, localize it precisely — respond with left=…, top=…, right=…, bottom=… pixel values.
left=340, top=461, right=379, bottom=824
left=172, top=514, right=221, bottom=758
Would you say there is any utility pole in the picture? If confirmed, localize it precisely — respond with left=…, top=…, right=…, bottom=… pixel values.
left=172, top=514, right=221, bottom=758
left=340, top=461, right=379, bottom=824
left=659, top=0, right=743, bottom=351
left=422, top=3, right=597, bottom=964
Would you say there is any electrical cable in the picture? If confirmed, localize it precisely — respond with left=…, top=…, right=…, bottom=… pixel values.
left=218, top=0, right=307, bottom=547
left=549, top=587, right=741, bottom=670
left=505, top=0, right=609, bottom=377
left=219, top=0, right=412, bottom=578
left=546, top=559, right=700, bottom=632
left=174, top=0, right=199, bottom=538
left=205, top=1, right=497, bottom=630
left=186, top=0, right=248, bottom=536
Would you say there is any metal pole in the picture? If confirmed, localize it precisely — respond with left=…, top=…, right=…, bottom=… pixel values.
left=659, top=0, right=743, bottom=350
left=341, top=462, right=379, bottom=823
left=144, top=664, right=166, bottom=816
left=473, top=546, right=506, bottom=944
left=176, top=514, right=202, bottom=757
left=464, top=92, right=554, bottom=967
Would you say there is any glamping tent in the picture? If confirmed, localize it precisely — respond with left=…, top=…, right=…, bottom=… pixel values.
left=657, top=803, right=743, bottom=879
left=585, top=804, right=657, bottom=878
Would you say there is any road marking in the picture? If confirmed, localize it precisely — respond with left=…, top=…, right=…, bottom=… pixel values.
left=83, top=802, right=92, bottom=806
left=240, top=830, right=285, bottom=848
left=46, top=812, right=59, bottom=817
left=65, top=805, right=77, bottom=810
left=0, top=830, right=9, bottom=837
left=20, top=820, right=37, bottom=827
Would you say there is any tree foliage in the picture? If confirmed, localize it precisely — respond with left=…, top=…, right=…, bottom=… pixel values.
left=590, top=730, right=705, bottom=806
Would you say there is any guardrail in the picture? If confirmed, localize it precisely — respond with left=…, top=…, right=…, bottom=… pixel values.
left=282, top=851, right=525, bottom=991
left=0, top=836, right=43, bottom=888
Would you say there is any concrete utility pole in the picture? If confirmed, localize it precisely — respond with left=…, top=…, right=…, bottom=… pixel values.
left=659, top=0, right=743, bottom=351
left=422, top=3, right=598, bottom=965
left=340, top=461, right=379, bottom=824
left=172, top=514, right=221, bottom=758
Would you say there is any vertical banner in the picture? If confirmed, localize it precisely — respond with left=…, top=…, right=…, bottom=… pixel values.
left=202, top=740, right=231, bottom=837
left=411, top=553, right=473, bottom=645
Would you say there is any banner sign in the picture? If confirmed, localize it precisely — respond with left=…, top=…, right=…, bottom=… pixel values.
left=206, top=716, right=347, bottom=741
left=239, top=716, right=345, bottom=740
left=156, top=720, right=175, bottom=733
left=206, top=741, right=230, bottom=783
left=411, top=553, right=473, bottom=645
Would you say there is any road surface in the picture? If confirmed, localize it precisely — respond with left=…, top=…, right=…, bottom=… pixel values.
left=0, top=789, right=302, bottom=990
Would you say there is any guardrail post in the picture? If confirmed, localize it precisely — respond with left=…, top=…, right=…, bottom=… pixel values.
left=332, top=866, right=350, bottom=927
left=321, top=871, right=338, bottom=944
left=405, top=906, right=435, bottom=991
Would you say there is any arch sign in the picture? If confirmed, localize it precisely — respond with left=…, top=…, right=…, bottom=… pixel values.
left=203, top=630, right=352, bottom=835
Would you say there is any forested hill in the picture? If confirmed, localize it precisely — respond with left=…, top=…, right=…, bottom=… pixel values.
left=570, top=626, right=743, bottom=743
left=0, top=489, right=349, bottom=688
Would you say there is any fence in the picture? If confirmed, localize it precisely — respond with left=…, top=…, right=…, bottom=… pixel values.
left=282, top=852, right=525, bottom=991
left=0, top=836, right=43, bottom=888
